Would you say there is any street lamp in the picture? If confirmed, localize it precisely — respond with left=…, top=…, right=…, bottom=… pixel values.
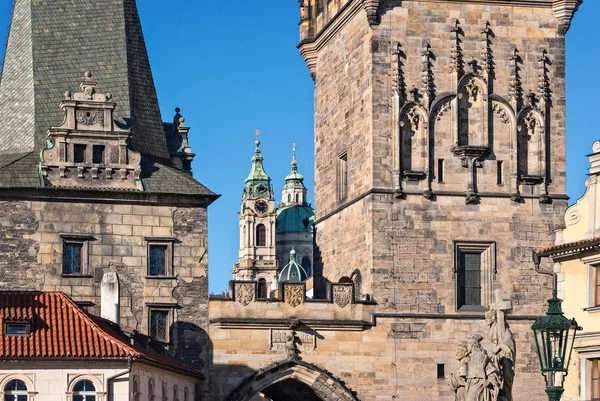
left=532, top=252, right=582, bottom=401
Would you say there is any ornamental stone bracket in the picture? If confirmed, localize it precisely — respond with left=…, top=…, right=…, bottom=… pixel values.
left=450, top=146, right=491, bottom=169
left=40, top=71, right=142, bottom=190
left=552, top=0, right=583, bottom=35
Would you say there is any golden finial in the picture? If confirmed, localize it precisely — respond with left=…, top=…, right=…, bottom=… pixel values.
left=255, top=129, right=261, bottom=146
left=292, top=143, right=297, bottom=167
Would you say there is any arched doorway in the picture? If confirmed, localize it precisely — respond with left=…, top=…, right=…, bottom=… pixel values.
left=227, top=360, right=359, bottom=401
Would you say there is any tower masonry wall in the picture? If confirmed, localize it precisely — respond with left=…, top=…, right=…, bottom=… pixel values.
left=0, top=199, right=209, bottom=370
left=207, top=282, right=548, bottom=401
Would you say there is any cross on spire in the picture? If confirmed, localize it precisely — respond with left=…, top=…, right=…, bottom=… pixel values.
left=255, top=129, right=261, bottom=146
left=490, top=289, right=512, bottom=312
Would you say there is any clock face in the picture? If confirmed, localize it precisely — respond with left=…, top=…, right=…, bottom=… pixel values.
left=255, top=200, right=268, bottom=214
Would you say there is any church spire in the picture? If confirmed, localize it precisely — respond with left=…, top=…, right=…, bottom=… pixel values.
left=243, top=130, right=273, bottom=200
left=281, top=143, right=307, bottom=206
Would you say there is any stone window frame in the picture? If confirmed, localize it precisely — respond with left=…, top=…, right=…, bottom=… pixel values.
left=337, top=149, right=349, bottom=202
left=65, top=374, right=105, bottom=401
left=147, top=303, right=176, bottom=344
left=145, top=237, right=177, bottom=279
left=453, top=241, right=496, bottom=312
left=60, top=234, right=96, bottom=277
left=0, top=374, right=36, bottom=401
left=581, top=258, right=600, bottom=312
left=575, top=345, right=600, bottom=401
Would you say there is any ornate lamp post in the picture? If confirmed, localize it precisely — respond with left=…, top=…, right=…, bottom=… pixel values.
left=532, top=252, right=582, bottom=401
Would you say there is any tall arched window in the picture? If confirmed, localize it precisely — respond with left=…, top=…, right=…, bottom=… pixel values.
left=184, top=387, right=189, bottom=401
left=162, top=382, right=167, bottom=401
left=132, top=376, right=140, bottom=401
left=295, top=193, right=299, bottom=203
left=301, top=257, right=312, bottom=277
left=4, top=379, right=28, bottom=401
left=257, top=278, right=268, bottom=299
left=256, top=224, right=266, bottom=246
left=73, top=380, right=96, bottom=401
left=288, top=194, right=291, bottom=203
left=148, top=379, right=155, bottom=401
left=173, top=385, right=179, bottom=401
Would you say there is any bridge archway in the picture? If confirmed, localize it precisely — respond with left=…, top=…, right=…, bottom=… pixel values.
left=227, top=359, right=359, bottom=401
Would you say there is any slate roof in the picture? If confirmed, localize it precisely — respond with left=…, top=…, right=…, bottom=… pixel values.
left=0, top=0, right=215, bottom=198
left=0, top=291, right=201, bottom=377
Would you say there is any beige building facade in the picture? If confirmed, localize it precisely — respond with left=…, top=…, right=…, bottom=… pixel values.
left=537, top=140, right=600, bottom=401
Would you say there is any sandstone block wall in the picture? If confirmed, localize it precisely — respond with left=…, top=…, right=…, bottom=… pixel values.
left=0, top=199, right=209, bottom=369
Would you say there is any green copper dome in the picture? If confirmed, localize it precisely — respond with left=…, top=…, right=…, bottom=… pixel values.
left=276, top=205, right=314, bottom=233
left=242, top=138, right=272, bottom=200
left=278, top=249, right=309, bottom=283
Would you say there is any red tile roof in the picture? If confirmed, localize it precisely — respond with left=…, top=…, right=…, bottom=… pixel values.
left=0, top=291, right=200, bottom=377
left=538, top=236, right=600, bottom=257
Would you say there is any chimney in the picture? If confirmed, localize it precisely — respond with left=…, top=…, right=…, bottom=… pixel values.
left=101, top=271, right=120, bottom=324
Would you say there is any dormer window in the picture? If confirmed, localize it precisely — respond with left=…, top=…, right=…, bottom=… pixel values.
left=4, top=322, right=30, bottom=336
left=74, top=144, right=87, bottom=163
left=93, top=145, right=105, bottom=164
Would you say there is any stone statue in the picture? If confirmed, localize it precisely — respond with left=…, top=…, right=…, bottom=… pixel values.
left=465, top=334, right=501, bottom=401
left=448, top=342, right=469, bottom=401
left=486, top=291, right=516, bottom=401
left=449, top=291, right=515, bottom=401
left=285, top=328, right=298, bottom=360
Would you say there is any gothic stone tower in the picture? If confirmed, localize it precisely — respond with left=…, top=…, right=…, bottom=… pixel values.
left=0, top=0, right=217, bottom=371
left=296, top=0, right=581, bottom=398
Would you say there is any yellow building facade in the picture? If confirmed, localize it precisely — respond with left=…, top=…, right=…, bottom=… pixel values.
left=539, top=140, right=600, bottom=401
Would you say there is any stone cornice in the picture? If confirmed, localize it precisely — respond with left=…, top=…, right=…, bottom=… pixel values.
left=299, top=0, right=581, bottom=74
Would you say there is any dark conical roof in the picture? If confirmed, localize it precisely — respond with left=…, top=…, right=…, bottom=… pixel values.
left=0, top=0, right=169, bottom=160
left=0, top=0, right=216, bottom=198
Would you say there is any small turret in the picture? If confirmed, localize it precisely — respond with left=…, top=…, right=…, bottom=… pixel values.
left=281, top=144, right=307, bottom=207
left=167, top=107, right=195, bottom=176
left=242, top=130, right=273, bottom=200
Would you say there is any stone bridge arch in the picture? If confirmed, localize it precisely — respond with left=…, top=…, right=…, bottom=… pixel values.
left=227, top=359, right=360, bottom=401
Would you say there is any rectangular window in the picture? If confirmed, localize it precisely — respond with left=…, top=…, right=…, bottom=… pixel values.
left=63, top=242, right=84, bottom=274
left=337, top=151, right=348, bottom=201
left=595, top=266, right=600, bottom=307
left=592, top=359, right=600, bottom=400
left=458, top=252, right=482, bottom=308
left=497, top=161, right=503, bottom=185
left=150, top=310, right=169, bottom=342
left=74, top=144, right=87, bottom=163
left=454, top=241, right=496, bottom=311
left=438, top=159, right=444, bottom=183
left=5, top=323, right=29, bottom=336
left=437, top=364, right=445, bottom=379
left=92, top=145, right=105, bottom=164
left=149, top=245, right=168, bottom=276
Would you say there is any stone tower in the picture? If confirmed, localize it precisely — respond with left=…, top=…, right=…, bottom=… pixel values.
left=0, top=0, right=217, bottom=370
left=295, top=0, right=581, bottom=397
left=234, top=135, right=279, bottom=295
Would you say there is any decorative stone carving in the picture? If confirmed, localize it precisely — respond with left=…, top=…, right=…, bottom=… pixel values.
left=284, top=284, right=304, bottom=308
left=364, top=0, right=381, bottom=25
left=271, top=328, right=316, bottom=352
left=463, top=78, right=480, bottom=102
left=423, top=190, right=434, bottom=200
left=435, top=101, right=452, bottom=121
left=552, top=0, right=583, bottom=35
left=235, top=283, right=255, bottom=306
left=566, top=208, right=580, bottom=226
left=449, top=19, right=463, bottom=76
left=509, top=48, right=523, bottom=109
left=510, top=193, right=522, bottom=203
left=449, top=291, right=515, bottom=401
left=40, top=72, right=142, bottom=190
left=406, top=108, right=421, bottom=131
left=538, top=49, right=550, bottom=104
left=392, top=42, right=406, bottom=102
left=492, top=103, right=510, bottom=125
left=421, top=44, right=433, bottom=106
left=480, top=21, right=493, bottom=84
left=333, top=285, right=352, bottom=308
left=465, top=192, right=480, bottom=205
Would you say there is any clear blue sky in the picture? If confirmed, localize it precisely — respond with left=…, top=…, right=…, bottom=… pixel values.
left=0, top=2, right=596, bottom=294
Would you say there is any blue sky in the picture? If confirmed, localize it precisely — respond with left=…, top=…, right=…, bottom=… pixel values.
left=0, top=2, right=596, bottom=293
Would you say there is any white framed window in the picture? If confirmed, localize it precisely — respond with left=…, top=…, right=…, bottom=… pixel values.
left=578, top=349, right=600, bottom=401
left=454, top=241, right=496, bottom=311
left=65, top=376, right=103, bottom=401
left=585, top=260, right=600, bottom=310
left=3, top=379, right=29, bottom=401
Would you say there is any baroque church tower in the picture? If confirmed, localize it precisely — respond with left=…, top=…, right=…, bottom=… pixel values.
left=234, top=133, right=279, bottom=293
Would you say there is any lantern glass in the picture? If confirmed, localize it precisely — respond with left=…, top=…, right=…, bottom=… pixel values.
left=534, top=327, right=549, bottom=370
left=549, top=328, right=566, bottom=370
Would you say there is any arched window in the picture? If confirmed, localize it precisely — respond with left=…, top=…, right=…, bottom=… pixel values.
left=295, top=193, right=299, bottom=203
left=148, top=379, right=155, bottom=401
left=339, top=276, right=352, bottom=283
left=161, top=382, right=167, bottom=401
left=288, top=194, right=291, bottom=203
left=256, top=224, right=266, bottom=247
left=257, top=278, right=268, bottom=299
left=184, top=387, right=189, bottom=401
left=4, top=379, right=28, bottom=401
left=301, top=257, right=312, bottom=277
left=351, top=270, right=362, bottom=300
left=132, top=376, right=140, bottom=401
left=73, top=380, right=96, bottom=401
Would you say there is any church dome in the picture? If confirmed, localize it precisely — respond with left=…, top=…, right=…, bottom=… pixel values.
left=276, top=205, right=314, bottom=233
left=278, top=249, right=309, bottom=283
